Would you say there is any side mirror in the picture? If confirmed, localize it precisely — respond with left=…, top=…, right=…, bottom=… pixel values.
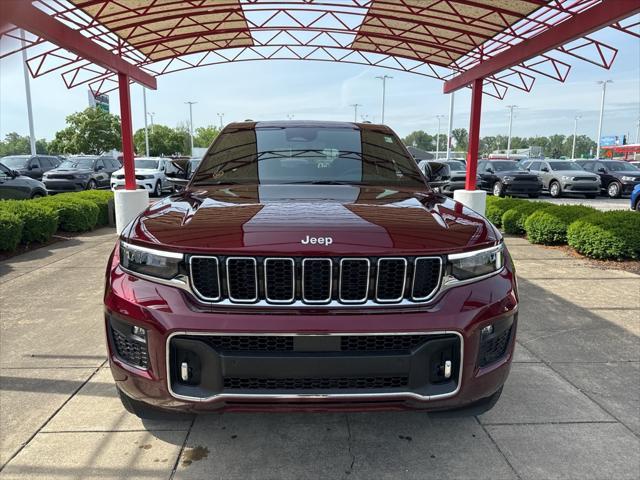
left=486, top=167, right=494, bottom=174
left=597, top=167, right=606, bottom=173
left=11, top=169, right=20, bottom=178
left=541, top=167, right=549, bottom=172
left=29, top=164, right=38, bottom=170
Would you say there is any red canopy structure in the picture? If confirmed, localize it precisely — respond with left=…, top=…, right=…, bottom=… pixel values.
left=1, top=0, right=639, bottom=196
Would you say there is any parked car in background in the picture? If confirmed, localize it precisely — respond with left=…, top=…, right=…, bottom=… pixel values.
left=630, top=161, right=640, bottom=169
left=522, top=159, right=600, bottom=198
left=0, top=154, right=62, bottom=181
left=631, top=184, right=640, bottom=211
left=575, top=160, right=640, bottom=198
left=0, top=162, right=48, bottom=199
left=42, top=155, right=120, bottom=192
left=417, top=159, right=467, bottom=195
left=110, top=157, right=178, bottom=196
left=477, top=160, right=542, bottom=197
left=188, top=157, right=201, bottom=179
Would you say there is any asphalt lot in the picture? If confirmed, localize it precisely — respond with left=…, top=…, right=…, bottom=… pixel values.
left=0, top=229, right=638, bottom=479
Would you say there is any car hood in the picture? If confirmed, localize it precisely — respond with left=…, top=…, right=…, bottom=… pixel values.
left=552, top=170, right=599, bottom=177
left=450, top=170, right=467, bottom=176
left=47, top=168, right=93, bottom=175
left=613, top=172, right=640, bottom=179
left=113, top=168, right=158, bottom=175
left=124, top=185, right=500, bottom=256
left=497, top=170, right=538, bottom=179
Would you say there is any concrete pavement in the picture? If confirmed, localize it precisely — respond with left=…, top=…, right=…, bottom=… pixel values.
left=0, top=230, right=638, bottom=479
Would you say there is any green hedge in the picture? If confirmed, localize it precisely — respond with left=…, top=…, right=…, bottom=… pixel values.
left=524, top=205, right=597, bottom=245
left=485, top=197, right=526, bottom=227
left=34, top=196, right=99, bottom=232
left=502, top=201, right=552, bottom=235
left=56, top=190, right=113, bottom=226
left=0, top=211, right=23, bottom=251
left=0, top=201, right=58, bottom=244
left=567, top=211, right=640, bottom=260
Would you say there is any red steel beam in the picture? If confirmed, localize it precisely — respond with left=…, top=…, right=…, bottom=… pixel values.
left=443, top=0, right=640, bottom=94
left=117, top=73, right=136, bottom=190
left=1, top=0, right=156, bottom=89
left=465, top=78, right=483, bottom=191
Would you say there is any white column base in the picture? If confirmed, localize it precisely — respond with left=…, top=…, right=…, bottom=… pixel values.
left=114, top=189, right=149, bottom=234
left=453, top=189, right=487, bottom=216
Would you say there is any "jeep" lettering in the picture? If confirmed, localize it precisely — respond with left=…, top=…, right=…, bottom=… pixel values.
left=301, top=235, right=333, bottom=246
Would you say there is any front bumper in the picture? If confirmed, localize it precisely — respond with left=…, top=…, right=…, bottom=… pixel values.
left=621, top=181, right=640, bottom=195
left=442, top=181, right=466, bottom=193
left=111, top=179, right=156, bottom=192
left=503, top=181, right=541, bottom=194
left=44, top=178, right=88, bottom=192
left=104, top=248, right=518, bottom=413
left=561, top=181, right=599, bottom=193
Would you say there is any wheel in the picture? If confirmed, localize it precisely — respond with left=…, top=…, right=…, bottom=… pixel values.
left=30, top=192, right=45, bottom=199
left=549, top=181, right=562, bottom=198
left=492, top=182, right=505, bottom=197
left=153, top=181, right=162, bottom=197
left=635, top=198, right=640, bottom=212
left=86, top=179, right=98, bottom=190
left=607, top=181, right=621, bottom=198
left=528, top=194, right=539, bottom=199
left=585, top=194, right=597, bottom=199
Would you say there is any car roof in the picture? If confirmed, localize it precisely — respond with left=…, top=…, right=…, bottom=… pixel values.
left=225, top=120, right=395, bottom=134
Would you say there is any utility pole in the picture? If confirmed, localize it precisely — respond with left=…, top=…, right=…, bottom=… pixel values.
left=506, top=105, right=517, bottom=159
left=142, top=87, right=149, bottom=157
left=375, top=75, right=392, bottom=124
left=571, top=115, right=581, bottom=159
left=446, top=92, right=455, bottom=160
left=147, top=112, right=155, bottom=133
left=595, top=80, right=612, bottom=159
left=20, top=30, right=36, bottom=156
left=185, top=101, right=197, bottom=156
left=350, top=104, right=361, bottom=123
left=435, top=114, right=445, bottom=160
left=217, top=112, right=224, bottom=129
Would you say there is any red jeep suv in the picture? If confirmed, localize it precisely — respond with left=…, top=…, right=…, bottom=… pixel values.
left=104, top=121, right=518, bottom=417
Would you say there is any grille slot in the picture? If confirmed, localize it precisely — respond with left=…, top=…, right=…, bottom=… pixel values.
left=478, top=326, right=512, bottom=367
left=224, top=376, right=408, bottom=390
left=226, top=257, right=257, bottom=302
left=264, top=258, right=295, bottom=303
left=412, top=257, right=442, bottom=300
left=111, top=328, right=148, bottom=369
left=302, top=259, right=332, bottom=303
left=204, top=336, right=294, bottom=352
left=376, top=258, right=407, bottom=302
left=190, top=257, right=220, bottom=300
left=339, top=259, right=370, bottom=303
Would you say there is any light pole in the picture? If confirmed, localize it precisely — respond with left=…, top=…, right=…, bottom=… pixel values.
left=142, top=87, right=149, bottom=156
left=446, top=92, right=455, bottom=160
left=185, top=101, right=197, bottom=156
left=571, top=115, right=581, bottom=159
left=375, top=75, right=392, bottom=124
left=506, top=105, right=517, bottom=159
left=20, top=30, right=36, bottom=156
left=635, top=118, right=640, bottom=161
left=147, top=112, right=155, bottom=133
left=217, top=112, right=224, bottom=129
left=350, top=103, right=361, bottom=122
left=595, top=80, right=612, bottom=158
left=435, top=114, right=445, bottom=159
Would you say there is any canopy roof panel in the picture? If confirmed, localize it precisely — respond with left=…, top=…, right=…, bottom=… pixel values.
left=1, top=0, right=638, bottom=98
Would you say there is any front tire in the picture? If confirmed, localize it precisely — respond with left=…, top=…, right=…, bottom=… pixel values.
left=493, top=182, right=505, bottom=197
left=635, top=198, right=640, bottom=212
left=31, top=192, right=45, bottom=199
left=607, top=181, right=621, bottom=198
left=153, top=181, right=162, bottom=197
left=549, top=181, right=562, bottom=198
left=86, top=179, right=97, bottom=190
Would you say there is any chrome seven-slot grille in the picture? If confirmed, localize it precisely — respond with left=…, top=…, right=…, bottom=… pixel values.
left=189, top=256, right=442, bottom=305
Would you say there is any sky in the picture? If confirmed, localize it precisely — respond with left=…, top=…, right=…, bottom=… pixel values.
left=1, top=21, right=639, bottom=144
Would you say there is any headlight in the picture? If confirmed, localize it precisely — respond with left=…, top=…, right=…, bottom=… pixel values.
left=447, top=244, right=504, bottom=281
left=75, top=173, right=91, bottom=179
left=561, top=175, right=572, bottom=181
left=142, top=174, right=155, bottom=179
left=120, top=241, right=183, bottom=280
left=502, top=176, right=514, bottom=182
left=621, top=176, right=637, bottom=182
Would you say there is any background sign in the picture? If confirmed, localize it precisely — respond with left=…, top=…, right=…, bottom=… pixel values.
left=88, top=90, right=110, bottom=112
left=600, top=135, right=626, bottom=147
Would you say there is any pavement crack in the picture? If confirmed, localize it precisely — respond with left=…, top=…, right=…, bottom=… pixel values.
left=475, top=416, right=523, bottom=480
left=169, top=415, right=196, bottom=480
left=342, top=413, right=356, bottom=478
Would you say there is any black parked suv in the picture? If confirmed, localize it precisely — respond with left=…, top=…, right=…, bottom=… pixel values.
left=477, top=160, right=542, bottom=197
left=43, top=156, right=121, bottom=192
left=575, top=160, right=640, bottom=198
left=0, top=155, right=61, bottom=181
left=0, top=162, right=48, bottom=199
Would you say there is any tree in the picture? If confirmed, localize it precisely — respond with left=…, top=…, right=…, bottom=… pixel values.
left=133, top=124, right=189, bottom=156
left=546, top=134, right=566, bottom=158
left=49, top=107, right=121, bottom=155
left=0, top=132, right=50, bottom=156
left=402, top=130, right=434, bottom=151
left=194, top=125, right=220, bottom=148
left=451, top=128, right=468, bottom=151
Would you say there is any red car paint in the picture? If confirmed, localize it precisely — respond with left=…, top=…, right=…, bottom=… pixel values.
left=104, top=122, right=518, bottom=414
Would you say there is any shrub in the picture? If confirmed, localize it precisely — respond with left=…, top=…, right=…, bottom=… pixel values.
left=35, top=196, right=99, bottom=232
left=524, top=205, right=597, bottom=245
left=567, top=211, right=640, bottom=260
left=0, top=201, right=58, bottom=244
left=502, top=201, right=552, bottom=235
left=58, top=190, right=113, bottom=226
left=0, top=211, right=23, bottom=251
left=485, top=197, right=526, bottom=227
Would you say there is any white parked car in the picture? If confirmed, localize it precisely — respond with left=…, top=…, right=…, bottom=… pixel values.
left=111, top=157, right=177, bottom=197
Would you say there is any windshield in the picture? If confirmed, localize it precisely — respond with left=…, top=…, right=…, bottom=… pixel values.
left=549, top=161, right=583, bottom=171
left=489, top=161, right=523, bottom=172
left=135, top=159, right=159, bottom=169
left=59, top=158, right=95, bottom=169
left=1, top=156, right=29, bottom=168
left=604, top=161, right=639, bottom=172
left=192, top=126, right=426, bottom=188
left=445, top=160, right=465, bottom=170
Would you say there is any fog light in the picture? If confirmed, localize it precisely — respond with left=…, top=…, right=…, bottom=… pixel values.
left=481, top=324, right=494, bottom=337
left=180, top=361, right=190, bottom=382
left=444, top=360, right=452, bottom=379
left=131, top=325, right=147, bottom=342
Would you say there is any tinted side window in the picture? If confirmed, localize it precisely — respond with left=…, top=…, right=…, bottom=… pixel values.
left=580, top=162, right=593, bottom=171
left=95, top=159, right=105, bottom=171
left=529, top=161, right=540, bottom=171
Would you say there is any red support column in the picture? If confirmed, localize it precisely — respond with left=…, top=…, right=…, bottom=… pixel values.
left=465, top=78, right=483, bottom=191
left=118, top=72, right=136, bottom=191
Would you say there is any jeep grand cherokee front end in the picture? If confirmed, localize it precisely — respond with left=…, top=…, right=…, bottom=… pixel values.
left=104, top=121, right=518, bottom=417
